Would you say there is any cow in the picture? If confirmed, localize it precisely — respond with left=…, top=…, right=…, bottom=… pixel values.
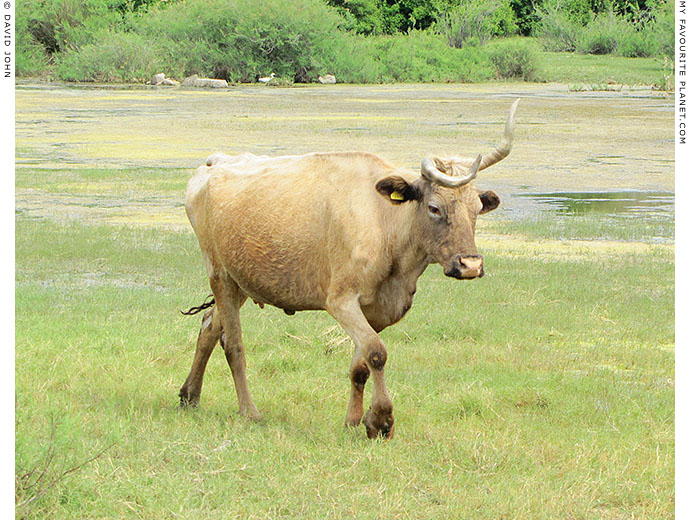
left=179, top=99, right=519, bottom=439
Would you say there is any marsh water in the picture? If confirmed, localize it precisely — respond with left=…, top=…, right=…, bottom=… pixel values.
left=15, top=81, right=675, bottom=229
left=520, top=190, right=674, bottom=218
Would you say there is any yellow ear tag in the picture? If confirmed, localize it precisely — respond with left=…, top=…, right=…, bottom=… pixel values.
left=390, top=190, right=405, bottom=201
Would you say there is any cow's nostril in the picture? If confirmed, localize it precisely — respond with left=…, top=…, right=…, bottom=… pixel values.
left=455, top=255, right=484, bottom=279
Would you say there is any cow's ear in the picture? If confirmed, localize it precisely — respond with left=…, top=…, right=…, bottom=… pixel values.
left=375, top=176, right=421, bottom=205
left=479, top=190, right=500, bottom=214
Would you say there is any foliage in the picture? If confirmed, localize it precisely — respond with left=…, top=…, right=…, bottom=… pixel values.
left=331, top=30, right=494, bottom=83
left=378, top=0, right=449, bottom=32
left=325, top=0, right=449, bottom=34
left=573, top=4, right=673, bottom=57
left=576, top=11, right=628, bottom=54
left=508, top=0, right=545, bottom=35
left=553, top=0, right=600, bottom=26
left=435, top=0, right=519, bottom=48
left=535, top=0, right=674, bottom=57
left=324, top=0, right=385, bottom=34
left=639, top=0, right=674, bottom=57
left=16, top=0, right=125, bottom=58
left=43, top=0, right=499, bottom=83
left=59, top=0, right=349, bottom=83
left=534, top=1, right=585, bottom=51
left=15, top=17, right=51, bottom=77
left=486, top=37, right=542, bottom=80
left=55, top=31, right=163, bottom=82
left=14, top=0, right=676, bottom=82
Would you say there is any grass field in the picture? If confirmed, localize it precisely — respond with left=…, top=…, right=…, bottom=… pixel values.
left=538, top=51, right=671, bottom=86
left=15, top=83, right=674, bottom=518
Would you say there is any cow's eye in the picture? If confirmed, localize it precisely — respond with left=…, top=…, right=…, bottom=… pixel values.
left=428, top=203, right=442, bottom=219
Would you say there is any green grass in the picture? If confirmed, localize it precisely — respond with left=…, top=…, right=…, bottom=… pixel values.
left=15, top=167, right=189, bottom=195
left=487, top=214, right=674, bottom=243
left=539, top=50, right=667, bottom=85
left=15, top=82, right=674, bottom=518
left=16, top=213, right=674, bottom=518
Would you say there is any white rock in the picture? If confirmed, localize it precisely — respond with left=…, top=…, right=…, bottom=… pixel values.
left=318, top=74, right=336, bottom=84
left=181, top=74, right=229, bottom=88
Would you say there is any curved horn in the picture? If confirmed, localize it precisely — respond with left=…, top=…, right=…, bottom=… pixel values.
left=452, top=98, right=520, bottom=171
left=421, top=154, right=482, bottom=188
left=479, top=98, right=519, bottom=170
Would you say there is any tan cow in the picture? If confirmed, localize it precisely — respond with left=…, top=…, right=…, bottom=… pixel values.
left=179, top=100, right=519, bottom=439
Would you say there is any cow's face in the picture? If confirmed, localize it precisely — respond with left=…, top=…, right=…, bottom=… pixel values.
left=376, top=175, right=500, bottom=279
left=374, top=99, right=516, bottom=279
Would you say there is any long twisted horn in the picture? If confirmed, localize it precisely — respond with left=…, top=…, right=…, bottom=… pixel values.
left=451, top=98, right=520, bottom=171
left=421, top=154, right=482, bottom=188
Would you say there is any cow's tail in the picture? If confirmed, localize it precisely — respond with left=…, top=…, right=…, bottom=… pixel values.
left=180, top=294, right=215, bottom=316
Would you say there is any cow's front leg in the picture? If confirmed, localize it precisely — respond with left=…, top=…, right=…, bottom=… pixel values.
left=345, top=357, right=370, bottom=427
left=327, top=295, right=394, bottom=439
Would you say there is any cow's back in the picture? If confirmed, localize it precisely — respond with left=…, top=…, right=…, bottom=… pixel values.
left=186, top=152, right=396, bottom=311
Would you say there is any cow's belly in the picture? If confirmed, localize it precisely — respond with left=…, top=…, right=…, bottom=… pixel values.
left=219, top=248, right=330, bottom=312
left=232, top=272, right=328, bottom=312
left=208, top=189, right=332, bottom=312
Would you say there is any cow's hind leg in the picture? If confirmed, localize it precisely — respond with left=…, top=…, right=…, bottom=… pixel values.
left=179, top=307, right=223, bottom=407
left=211, top=276, right=261, bottom=420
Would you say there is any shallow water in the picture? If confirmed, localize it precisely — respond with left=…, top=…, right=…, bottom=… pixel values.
left=520, top=191, right=674, bottom=218
left=15, top=81, right=674, bottom=227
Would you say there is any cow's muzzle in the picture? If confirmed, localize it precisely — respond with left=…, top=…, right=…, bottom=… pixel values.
left=444, top=254, right=484, bottom=280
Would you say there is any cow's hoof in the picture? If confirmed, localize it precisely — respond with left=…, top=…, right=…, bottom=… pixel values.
left=363, top=408, right=395, bottom=440
left=239, top=407, right=263, bottom=422
left=179, top=388, right=200, bottom=409
left=244, top=411, right=263, bottom=422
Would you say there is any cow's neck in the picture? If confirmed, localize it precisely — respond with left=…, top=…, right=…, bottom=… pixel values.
left=391, top=241, right=430, bottom=281
left=388, top=205, right=433, bottom=282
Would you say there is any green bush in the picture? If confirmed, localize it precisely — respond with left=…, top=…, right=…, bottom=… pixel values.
left=55, top=31, right=162, bottom=82
left=536, top=0, right=674, bottom=57
left=331, top=30, right=494, bottom=83
left=486, top=37, right=542, bottom=80
left=131, top=0, right=349, bottom=82
left=48, top=0, right=497, bottom=84
left=646, top=0, right=674, bottom=58
left=436, top=0, right=519, bottom=48
left=17, top=0, right=124, bottom=55
left=534, top=2, right=583, bottom=52
left=325, top=0, right=385, bottom=35
left=617, top=25, right=659, bottom=57
left=16, top=0, right=677, bottom=81
left=575, top=12, right=628, bottom=54
left=618, top=0, right=674, bottom=58
left=16, top=0, right=133, bottom=78
left=379, top=31, right=493, bottom=82
left=328, top=38, right=385, bottom=83
left=510, top=0, right=542, bottom=35
left=15, top=12, right=50, bottom=77
left=15, top=41, right=50, bottom=77
left=574, top=8, right=670, bottom=57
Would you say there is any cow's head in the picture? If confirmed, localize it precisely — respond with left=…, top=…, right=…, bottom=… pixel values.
left=375, top=99, right=519, bottom=280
